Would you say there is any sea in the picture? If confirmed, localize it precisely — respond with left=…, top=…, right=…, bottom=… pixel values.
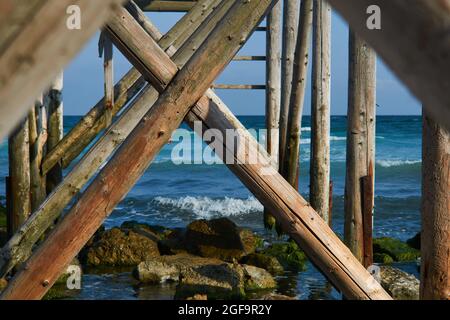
left=0, top=115, right=422, bottom=300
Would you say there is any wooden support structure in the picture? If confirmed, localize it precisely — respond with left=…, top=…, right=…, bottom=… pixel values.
left=279, top=0, right=299, bottom=169
left=233, top=56, right=266, bottom=61
left=0, top=0, right=127, bottom=142
left=136, top=0, right=197, bottom=12
left=212, top=84, right=266, bottom=90
left=101, top=35, right=114, bottom=127
left=7, top=117, right=30, bottom=235
left=283, top=0, right=313, bottom=187
left=45, top=73, right=64, bottom=193
left=421, top=113, right=450, bottom=300
left=310, top=0, right=331, bottom=222
left=327, top=0, right=450, bottom=132
left=0, top=0, right=218, bottom=277
left=344, top=33, right=376, bottom=263
left=0, top=0, right=276, bottom=300
left=264, top=1, right=282, bottom=229
left=29, top=96, right=47, bottom=212
left=362, top=166, right=374, bottom=268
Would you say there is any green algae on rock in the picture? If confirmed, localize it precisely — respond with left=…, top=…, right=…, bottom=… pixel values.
left=261, top=240, right=307, bottom=271
left=240, top=252, right=284, bottom=275
left=373, top=237, right=420, bottom=262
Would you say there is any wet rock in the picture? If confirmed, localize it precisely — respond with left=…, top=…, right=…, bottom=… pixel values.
left=258, top=293, right=296, bottom=300
left=158, top=228, right=189, bottom=255
left=81, top=227, right=160, bottom=267
left=121, top=221, right=173, bottom=241
left=183, top=218, right=258, bottom=262
left=134, top=259, right=180, bottom=283
left=186, top=294, right=208, bottom=300
left=406, top=232, right=421, bottom=250
left=240, top=253, right=284, bottom=275
left=261, top=240, right=307, bottom=271
left=380, top=266, right=419, bottom=300
left=373, top=237, right=420, bottom=262
left=242, top=265, right=276, bottom=291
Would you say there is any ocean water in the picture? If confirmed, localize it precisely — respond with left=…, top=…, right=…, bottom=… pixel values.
left=0, top=115, right=422, bottom=299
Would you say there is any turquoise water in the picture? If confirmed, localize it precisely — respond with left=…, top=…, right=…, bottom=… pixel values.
left=0, top=115, right=422, bottom=299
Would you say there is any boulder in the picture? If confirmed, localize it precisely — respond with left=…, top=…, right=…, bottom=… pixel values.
left=258, top=293, right=296, bottom=300
left=261, top=241, right=307, bottom=271
left=242, top=264, right=276, bottom=291
left=380, top=266, right=420, bottom=300
left=182, top=218, right=258, bottom=262
left=81, top=227, right=160, bottom=267
left=373, top=237, right=420, bottom=262
left=120, top=221, right=173, bottom=241
left=240, top=253, right=284, bottom=275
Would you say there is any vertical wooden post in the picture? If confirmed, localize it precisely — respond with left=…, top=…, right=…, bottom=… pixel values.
left=310, top=0, right=331, bottom=222
left=7, top=117, right=31, bottom=235
left=283, top=0, right=313, bottom=187
left=29, top=96, right=47, bottom=212
left=264, top=0, right=282, bottom=229
left=279, top=0, right=299, bottom=171
left=328, top=180, right=333, bottom=226
left=103, top=35, right=114, bottom=127
left=46, top=73, right=64, bottom=193
left=421, top=113, right=450, bottom=300
left=344, top=33, right=376, bottom=263
left=362, top=164, right=374, bottom=268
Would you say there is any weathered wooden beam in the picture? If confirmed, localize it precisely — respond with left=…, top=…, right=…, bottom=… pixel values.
left=264, top=1, right=282, bottom=229
left=0, top=0, right=219, bottom=278
left=0, top=0, right=274, bottom=300
left=0, top=0, right=127, bottom=141
left=327, top=0, right=450, bottom=132
left=102, top=35, right=114, bottom=128
left=310, top=0, right=331, bottom=222
left=421, top=113, right=450, bottom=300
left=136, top=0, right=197, bottom=12
left=233, top=56, right=266, bottom=61
left=212, top=84, right=266, bottom=90
left=45, top=73, right=64, bottom=192
left=362, top=166, right=374, bottom=269
left=344, top=33, right=376, bottom=263
left=29, top=96, right=47, bottom=212
left=279, top=0, right=299, bottom=169
left=283, top=0, right=313, bottom=186
left=7, top=117, right=31, bottom=235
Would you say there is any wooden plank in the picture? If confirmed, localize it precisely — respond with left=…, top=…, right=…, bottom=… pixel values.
left=0, top=0, right=127, bottom=142
left=344, top=33, right=376, bottom=263
left=45, top=72, right=64, bottom=192
left=136, top=0, right=197, bottom=12
left=310, top=0, right=331, bottom=221
left=362, top=164, right=374, bottom=269
left=283, top=0, right=313, bottom=186
left=278, top=0, right=299, bottom=169
left=7, top=117, right=31, bottom=235
left=0, top=0, right=274, bottom=300
left=264, top=1, right=282, bottom=229
left=327, top=0, right=450, bottom=132
left=0, top=0, right=220, bottom=278
left=233, top=56, right=266, bottom=61
left=421, top=113, right=450, bottom=300
left=212, top=84, right=266, bottom=90
left=102, top=35, right=114, bottom=127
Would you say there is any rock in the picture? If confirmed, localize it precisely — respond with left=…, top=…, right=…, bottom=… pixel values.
left=187, top=294, right=208, bottom=300
left=406, top=232, right=421, bottom=250
left=158, top=228, right=189, bottom=255
left=134, top=259, right=180, bottom=283
left=121, top=221, right=173, bottom=241
left=380, top=266, right=419, bottom=300
left=240, top=253, right=284, bottom=275
left=242, top=265, right=276, bottom=291
left=258, top=293, right=296, bottom=300
left=183, top=218, right=258, bottom=262
left=81, top=227, right=160, bottom=267
left=261, top=240, right=307, bottom=271
left=373, top=237, right=420, bottom=262
left=373, top=253, right=394, bottom=264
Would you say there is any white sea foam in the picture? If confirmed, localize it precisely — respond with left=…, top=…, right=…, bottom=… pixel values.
left=153, top=196, right=263, bottom=218
left=301, top=127, right=311, bottom=132
left=376, top=159, right=421, bottom=168
left=329, top=136, right=346, bottom=141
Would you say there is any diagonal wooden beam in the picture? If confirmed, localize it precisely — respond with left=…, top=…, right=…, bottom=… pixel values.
left=0, top=0, right=127, bottom=141
left=327, top=0, right=450, bottom=132
left=0, top=0, right=223, bottom=278
left=1, top=0, right=273, bottom=300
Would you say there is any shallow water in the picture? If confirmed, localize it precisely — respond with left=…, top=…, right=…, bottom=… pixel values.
left=0, top=115, right=422, bottom=299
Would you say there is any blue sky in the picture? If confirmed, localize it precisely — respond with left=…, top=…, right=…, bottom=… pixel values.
left=63, top=9, right=421, bottom=116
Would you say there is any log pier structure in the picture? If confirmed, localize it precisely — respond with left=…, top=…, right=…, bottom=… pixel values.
left=0, top=0, right=448, bottom=300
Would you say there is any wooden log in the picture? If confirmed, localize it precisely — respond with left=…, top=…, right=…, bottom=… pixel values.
left=327, top=0, right=450, bottom=132
left=421, top=113, right=450, bottom=300
left=233, top=56, right=266, bottom=61
left=0, top=0, right=219, bottom=277
left=45, top=73, right=63, bottom=193
left=283, top=0, right=313, bottom=187
left=7, top=117, right=31, bottom=235
left=310, top=0, right=331, bottom=221
left=29, top=96, right=47, bottom=212
left=344, top=33, right=376, bottom=263
left=264, top=0, right=282, bottom=229
left=0, top=0, right=127, bottom=142
left=136, top=0, right=197, bottom=12
left=0, top=0, right=274, bottom=300
left=328, top=180, right=333, bottom=226
left=362, top=164, right=374, bottom=269
left=211, top=84, right=266, bottom=90
left=278, top=0, right=299, bottom=170
left=102, top=35, right=114, bottom=128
